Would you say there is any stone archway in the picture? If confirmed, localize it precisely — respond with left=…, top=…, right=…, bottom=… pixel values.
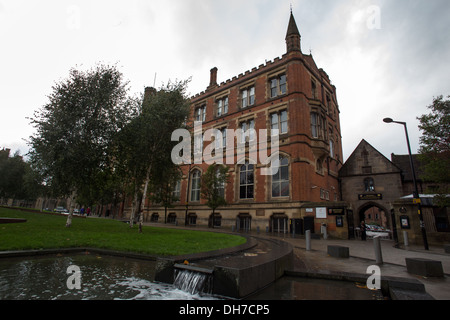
left=357, top=202, right=390, bottom=229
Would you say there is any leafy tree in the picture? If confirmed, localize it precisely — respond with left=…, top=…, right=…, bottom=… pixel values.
left=115, top=80, right=191, bottom=231
left=201, top=164, right=230, bottom=227
left=417, top=95, right=450, bottom=206
left=0, top=150, right=24, bottom=200
left=28, top=63, right=138, bottom=227
left=149, top=162, right=182, bottom=227
left=0, top=149, right=43, bottom=203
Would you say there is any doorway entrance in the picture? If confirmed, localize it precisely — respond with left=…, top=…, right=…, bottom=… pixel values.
left=304, top=216, right=315, bottom=234
left=237, top=213, right=252, bottom=232
left=358, top=204, right=389, bottom=229
left=290, top=219, right=303, bottom=235
left=270, top=214, right=289, bottom=233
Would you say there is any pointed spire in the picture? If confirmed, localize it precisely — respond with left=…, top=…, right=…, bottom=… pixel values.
left=286, top=11, right=300, bottom=39
left=285, top=11, right=301, bottom=53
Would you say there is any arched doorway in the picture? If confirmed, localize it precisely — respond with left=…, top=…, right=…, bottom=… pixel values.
left=357, top=203, right=390, bottom=236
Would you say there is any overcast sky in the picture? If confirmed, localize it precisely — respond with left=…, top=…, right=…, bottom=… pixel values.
left=1, top=0, right=449, bottom=162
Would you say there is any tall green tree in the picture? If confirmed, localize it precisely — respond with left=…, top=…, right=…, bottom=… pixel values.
left=0, top=149, right=42, bottom=202
left=201, top=164, right=230, bottom=227
left=149, top=162, right=182, bottom=227
left=0, top=149, right=26, bottom=201
left=116, top=80, right=191, bottom=231
left=417, top=95, right=450, bottom=206
left=28, top=63, right=138, bottom=227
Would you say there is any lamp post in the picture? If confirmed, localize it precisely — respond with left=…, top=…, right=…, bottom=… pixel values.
left=383, top=118, right=429, bottom=250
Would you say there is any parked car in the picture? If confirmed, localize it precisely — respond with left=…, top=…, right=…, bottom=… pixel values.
left=367, top=224, right=386, bottom=232
left=366, top=224, right=390, bottom=239
left=54, top=207, right=69, bottom=214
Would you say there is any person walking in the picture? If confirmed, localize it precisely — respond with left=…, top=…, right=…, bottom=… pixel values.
left=360, top=221, right=367, bottom=241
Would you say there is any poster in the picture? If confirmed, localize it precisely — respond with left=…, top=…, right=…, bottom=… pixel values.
left=316, top=207, right=327, bottom=219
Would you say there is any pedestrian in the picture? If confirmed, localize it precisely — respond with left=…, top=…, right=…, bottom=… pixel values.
left=86, top=207, right=91, bottom=216
left=360, top=221, right=367, bottom=241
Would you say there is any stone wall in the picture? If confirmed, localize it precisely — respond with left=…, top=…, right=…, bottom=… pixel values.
left=393, top=199, right=450, bottom=246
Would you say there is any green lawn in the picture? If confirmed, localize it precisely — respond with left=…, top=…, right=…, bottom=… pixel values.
left=0, top=208, right=246, bottom=256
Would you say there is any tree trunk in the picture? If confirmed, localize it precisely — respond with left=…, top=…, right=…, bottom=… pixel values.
left=65, top=191, right=77, bottom=228
left=40, top=197, right=46, bottom=212
left=129, top=184, right=139, bottom=228
left=138, top=165, right=152, bottom=234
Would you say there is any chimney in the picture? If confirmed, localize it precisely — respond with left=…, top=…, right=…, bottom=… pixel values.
left=208, top=67, right=218, bottom=90
left=145, top=86, right=156, bottom=96
left=144, top=86, right=156, bottom=103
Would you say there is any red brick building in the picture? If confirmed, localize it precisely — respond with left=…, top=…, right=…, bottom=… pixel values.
left=143, top=12, right=348, bottom=238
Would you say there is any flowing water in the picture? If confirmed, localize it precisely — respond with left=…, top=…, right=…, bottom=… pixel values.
left=0, top=253, right=218, bottom=300
left=0, top=253, right=384, bottom=300
left=173, top=269, right=213, bottom=295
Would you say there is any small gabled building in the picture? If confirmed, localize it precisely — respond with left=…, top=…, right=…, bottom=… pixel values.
left=340, top=139, right=450, bottom=245
left=339, top=139, right=403, bottom=236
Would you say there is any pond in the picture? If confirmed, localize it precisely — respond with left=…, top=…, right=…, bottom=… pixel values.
left=0, top=253, right=218, bottom=300
left=0, top=253, right=384, bottom=300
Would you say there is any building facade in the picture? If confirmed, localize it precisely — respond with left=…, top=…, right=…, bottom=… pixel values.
left=141, top=12, right=348, bottom=238
left=340, top=139, right=450, bottom=244
left=339, top=140, right=404, bottom=237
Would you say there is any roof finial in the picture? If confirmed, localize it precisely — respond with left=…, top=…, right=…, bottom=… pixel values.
left=290, top=3, right=293, bottom=14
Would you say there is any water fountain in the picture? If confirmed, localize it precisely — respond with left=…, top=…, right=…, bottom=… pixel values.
left=0, top=253, right=221, bottom=300
left=173, top=264, right=213, bottom=295
left=0, top=237, right=405, bottom=300
left=154, top=237, right=294, bottom=299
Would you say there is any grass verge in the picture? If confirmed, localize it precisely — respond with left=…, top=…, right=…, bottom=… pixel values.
left=0, top=208, right=246, bottom=256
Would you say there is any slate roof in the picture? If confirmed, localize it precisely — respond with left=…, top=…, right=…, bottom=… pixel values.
left=391, top=154, right=425, bottom=182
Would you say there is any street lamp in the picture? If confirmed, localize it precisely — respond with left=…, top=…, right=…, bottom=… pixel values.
left=383, top=118, right=429, bottom=250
